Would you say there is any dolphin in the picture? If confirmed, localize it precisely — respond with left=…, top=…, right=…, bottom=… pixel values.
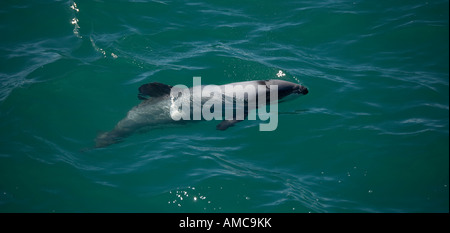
left=95, top=79, right=308, bottom=148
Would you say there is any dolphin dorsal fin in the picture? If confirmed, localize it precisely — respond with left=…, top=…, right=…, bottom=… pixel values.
left=138, top=82, right=173, bottom=100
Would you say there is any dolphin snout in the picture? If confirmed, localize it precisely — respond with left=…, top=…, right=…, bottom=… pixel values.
left=297, top=85, right=309, bottom=95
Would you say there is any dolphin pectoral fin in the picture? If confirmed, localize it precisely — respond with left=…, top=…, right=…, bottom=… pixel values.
left=216, top=110, right=249, bottom=130
left=138, top=82, right=173, bottom=100
left=216, top=119, right=243, bottom=130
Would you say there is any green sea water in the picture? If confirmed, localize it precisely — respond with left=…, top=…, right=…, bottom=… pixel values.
left=0, top=0, right=448, bottom=213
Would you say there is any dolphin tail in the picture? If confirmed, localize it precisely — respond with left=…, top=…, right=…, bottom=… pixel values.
left=95, top=130, right=128, bottom=148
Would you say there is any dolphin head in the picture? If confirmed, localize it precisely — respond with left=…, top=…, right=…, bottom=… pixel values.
left=265, top=79, right=309, bottom=100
